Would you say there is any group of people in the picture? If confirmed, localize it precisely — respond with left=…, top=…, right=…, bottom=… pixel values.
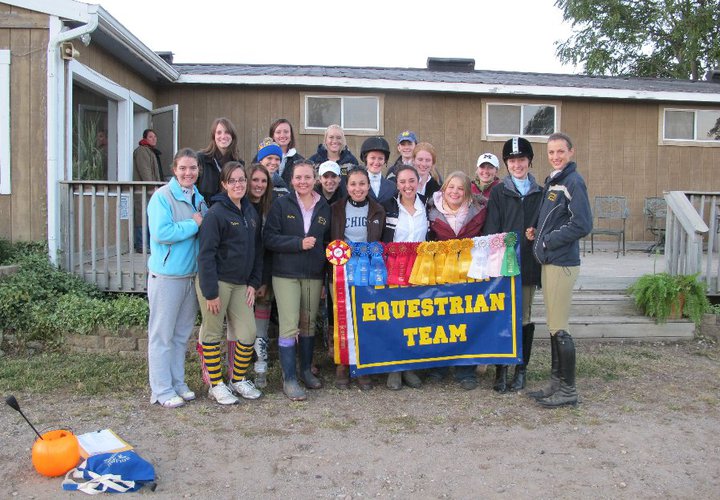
left=143, top=117, right=592, bottom=411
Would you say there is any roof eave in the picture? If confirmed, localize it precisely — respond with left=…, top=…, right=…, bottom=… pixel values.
left=175, top=74, right=720, bottom=103
left=95, top=6, right=179, bottom=82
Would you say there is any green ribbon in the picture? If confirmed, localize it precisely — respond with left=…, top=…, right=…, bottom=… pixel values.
left=501, top=232, right=520, bottom=276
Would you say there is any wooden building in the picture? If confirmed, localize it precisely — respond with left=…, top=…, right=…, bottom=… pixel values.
left=1, top=0, right=720, bottom=277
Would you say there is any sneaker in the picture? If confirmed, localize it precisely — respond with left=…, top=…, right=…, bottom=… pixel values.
left=159, top=395, right=185, bottom=408
left=230, top=379, right=262, bottom=400
left=208, top=383, right=239, bottom=405
left=178, top=390, right=196, bottom=402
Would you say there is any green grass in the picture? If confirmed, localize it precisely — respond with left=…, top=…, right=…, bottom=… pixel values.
left=0, top=353, right=150, bottom=395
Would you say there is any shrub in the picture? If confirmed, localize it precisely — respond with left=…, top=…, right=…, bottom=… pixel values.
left=0, top=240, right=149, bottom=344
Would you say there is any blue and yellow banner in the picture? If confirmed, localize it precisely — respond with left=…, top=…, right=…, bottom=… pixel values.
left=348, top=276, right=522, bottom=376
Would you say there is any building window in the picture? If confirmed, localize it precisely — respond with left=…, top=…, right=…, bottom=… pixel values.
left=0, top=50, right=10, bottom=194
left=486, top=103, right=557, bottom=138
left=301, top=93, right=383, bottom=135
left=663, top=108, right=720, bottom=142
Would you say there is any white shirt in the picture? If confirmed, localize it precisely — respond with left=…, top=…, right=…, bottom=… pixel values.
left=369, top=173, right=382, bottom=197
left=394, top=196, right=428, bottom=242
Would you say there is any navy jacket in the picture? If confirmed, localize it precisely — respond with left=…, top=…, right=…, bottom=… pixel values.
left=197, top=193, right=263, bottom=300
left=263, top=192, right=331, bottom=280
left=368, top=176, right=397, bottom=205
left=308, top=145, right=359, bottom=176
left=483, top=174, right=543, bottom=286
left=532, top=162, right=593, bottom=266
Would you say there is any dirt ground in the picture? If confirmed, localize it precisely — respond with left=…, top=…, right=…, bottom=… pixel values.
left=2, top=339, right=719, bottom=499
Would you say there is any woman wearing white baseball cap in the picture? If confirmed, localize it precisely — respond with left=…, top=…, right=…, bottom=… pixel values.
left=471, top=152, right=501, bottom=200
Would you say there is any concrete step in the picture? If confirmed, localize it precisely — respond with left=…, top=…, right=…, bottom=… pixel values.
left=532, top=316, right=695, bottom=341
left=532, top=294, right=639, bottom=317
left=528, top=288, right=695, bottom=340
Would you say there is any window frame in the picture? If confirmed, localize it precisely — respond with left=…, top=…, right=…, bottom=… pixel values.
left=300, top=92, right=384, bottom=136
left=0, top=50, right=10, bottom=194
left=67, top=60, right=155, bottom=181
left=660, top=106, right=720, bottom=147
left=482, top=100, right=561, bottom=142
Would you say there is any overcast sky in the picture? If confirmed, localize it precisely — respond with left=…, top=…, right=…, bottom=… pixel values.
left=91, top=0, right=577, bottom=74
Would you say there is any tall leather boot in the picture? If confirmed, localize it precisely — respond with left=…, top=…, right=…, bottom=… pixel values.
left=509, top=323, right=535, bottom=392
left=527, top=331, right=560, bottom=400
left=493, top=365, right=508, bottom=393
left=537, top=331, right=578, bottom=408
left=278, top=342, right=306, bottom=401
left=298, top=335, right=322, bottom=389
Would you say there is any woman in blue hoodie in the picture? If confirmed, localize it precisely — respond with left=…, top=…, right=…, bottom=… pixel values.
left=147, top=148, right=206, bottom=409
left=196, top=162, right=264, bottom=405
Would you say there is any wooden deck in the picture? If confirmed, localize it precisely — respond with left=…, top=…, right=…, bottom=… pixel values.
left=73, top=250, right=149, bottom=293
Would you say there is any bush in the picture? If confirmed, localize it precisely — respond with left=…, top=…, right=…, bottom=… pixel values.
left=0, top=239, right=149, bottom=344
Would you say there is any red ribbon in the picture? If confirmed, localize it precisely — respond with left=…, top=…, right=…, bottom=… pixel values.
left=333, top=265, right=349, bottom=365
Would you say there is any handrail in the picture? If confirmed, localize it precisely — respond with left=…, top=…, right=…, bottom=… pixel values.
left=59, top=180, right=164, bottom=293
left=663, top=191, right=720, bottom=294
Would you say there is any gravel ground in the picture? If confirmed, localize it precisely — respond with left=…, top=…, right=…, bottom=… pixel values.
left=2, top=339, right=719, bottom=499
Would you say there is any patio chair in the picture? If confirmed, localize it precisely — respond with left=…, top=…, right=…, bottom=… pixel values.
left=643, top=197, right=666, bottom=253
left=585, top=196, right=629, bottom=258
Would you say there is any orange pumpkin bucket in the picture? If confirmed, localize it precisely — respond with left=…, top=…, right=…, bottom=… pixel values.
left=32, top=429, right=80, bottom=477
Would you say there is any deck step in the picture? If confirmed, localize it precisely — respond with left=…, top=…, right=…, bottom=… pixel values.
left=529, top=289, right=695, bottom=341
left=532, top=321, right=694, bottom=341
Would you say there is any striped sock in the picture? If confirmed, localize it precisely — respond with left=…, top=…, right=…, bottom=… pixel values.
left=201, top=343, right=223, bottom=387
left=231, top=342, right=254, bottom=383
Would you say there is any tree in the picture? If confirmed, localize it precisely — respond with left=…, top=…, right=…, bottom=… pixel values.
left=555, top=0, right=720, bottom=80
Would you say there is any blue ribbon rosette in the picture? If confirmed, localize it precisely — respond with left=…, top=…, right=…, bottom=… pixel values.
left=352, top=242, right=371, bottom=286
left=368, top=242, right=387, bottom=286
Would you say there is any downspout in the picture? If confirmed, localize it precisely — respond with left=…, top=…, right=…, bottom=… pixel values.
left=46, top=6, right=99, bottom=265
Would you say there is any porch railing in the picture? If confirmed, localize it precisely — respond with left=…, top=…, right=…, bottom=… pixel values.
left=59, top=181, right=164, bottom=293
left=664, top=191, right=720, bottom=294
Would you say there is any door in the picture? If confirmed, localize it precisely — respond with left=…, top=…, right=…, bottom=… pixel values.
left=151, top=105, right=178, bottom=180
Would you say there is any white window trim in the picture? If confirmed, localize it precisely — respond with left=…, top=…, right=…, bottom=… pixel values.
left=481, top=100, right=561, bottom=142
left=67, top=60, right=154, bottom=181
left=659, top=106, right=720, bottom=147
left=0, top=50, right=10, bottom=194
left=300, top=92, right=384, bottom=136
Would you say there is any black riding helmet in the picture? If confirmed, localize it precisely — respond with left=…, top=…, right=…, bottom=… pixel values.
left=502, top=137, right=534, bottom=164
left=360, top=136, right=391, bottom=164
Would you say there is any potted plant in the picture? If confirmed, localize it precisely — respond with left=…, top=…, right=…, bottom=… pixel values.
left=629, top=272, right=709, bottom=324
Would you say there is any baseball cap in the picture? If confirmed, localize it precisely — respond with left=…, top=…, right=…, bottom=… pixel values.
left=318, top=161, right=341, bottom=176
left=476, top=152, right=499, bottom=169
left=396, top=130, right=418, bottom=144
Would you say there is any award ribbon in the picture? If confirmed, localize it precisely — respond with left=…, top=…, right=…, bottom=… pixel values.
left=501, top=232, right=521, bottom=276
left=326, top=240, right=351, bottom=364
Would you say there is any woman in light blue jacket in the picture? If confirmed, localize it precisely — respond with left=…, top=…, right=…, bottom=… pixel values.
left=147, top=148, right=207, bottom=408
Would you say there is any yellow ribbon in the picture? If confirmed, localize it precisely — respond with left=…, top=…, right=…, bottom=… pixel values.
left=458, top=239, right=475, bottom=283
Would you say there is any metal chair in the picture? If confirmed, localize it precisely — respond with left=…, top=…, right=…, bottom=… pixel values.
left=643, top=197, right=666, bottom=253
left=587, top=196, right=629, bottom=258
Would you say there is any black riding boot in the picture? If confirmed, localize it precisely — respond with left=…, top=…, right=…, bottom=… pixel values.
left=537, top=331, right=578, bottom=408
left=527, top=331, right=560, bottom=399
left=298, top=335, right=322, bottom=389
left=509, top=323, right=535, bottom=391
left=493, top=365, right=508, bottom=393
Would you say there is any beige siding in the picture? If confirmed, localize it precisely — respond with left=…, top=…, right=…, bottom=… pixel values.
left=75, top=43, right=156, bottom=103
left=0, top=5, right=48, bottom=242
left=158, top=86, right=720, bottom=241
